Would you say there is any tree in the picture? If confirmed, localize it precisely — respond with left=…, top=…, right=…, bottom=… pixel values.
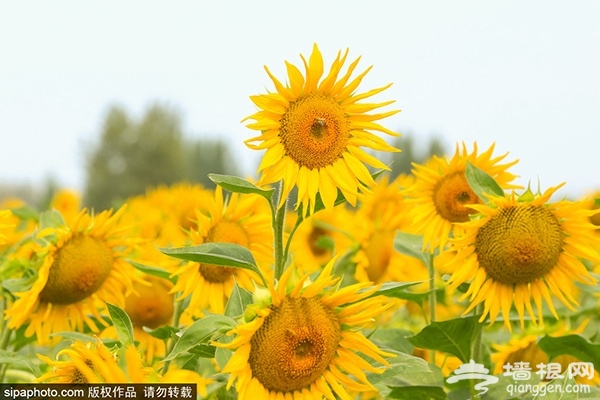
left=83, top=104, right=238, bottom=210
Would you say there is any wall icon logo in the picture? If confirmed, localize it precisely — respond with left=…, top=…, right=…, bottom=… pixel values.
left=446, top=359, right=499, bottom=395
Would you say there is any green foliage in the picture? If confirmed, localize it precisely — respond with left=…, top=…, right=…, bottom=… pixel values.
left=386, top=133, right=447, bottom=179
left=82, top=104, right=238, bottom=210
left=465, top=160, right=505, bottom=202
left=159, top=242, right=267, bottom=286
left=209, top=173, right=274, bottom=201
left=163, top=315, right=236, bottom=362
left=106, top=303, right=134, bottom=347
left=538, top=334, right=600, bottom=370
left=408, top=316, right=484, bottom=363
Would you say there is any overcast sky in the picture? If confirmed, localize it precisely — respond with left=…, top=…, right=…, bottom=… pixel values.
left=1, top=1, right=599, bottom=199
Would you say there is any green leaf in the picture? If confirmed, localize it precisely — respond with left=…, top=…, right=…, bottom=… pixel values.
left=538, top=334, right=600, bottom=370
left=9, top=206, right=39, bottom=222
left=164, top=315, right=236, bottom=362
left=143, top=325, right=179, bottom=341
left=106, top=303, right=134, bottom=346
left=394, top=231, right=428, bottom=264
left=0, top=350, right=42, bottom=376
left=369, top=328, right=415, bottom=355
left=129, top=260, right=176, bottom=284
left=39, top=209, right=66, bottom=229
left=49, top=331, right=98, bottom=342
left=595, top=198, right=600, bottom=207
left=208, top=173, right=274, bottom=200
left=189, top=343, right=217, bottom=358
left=408, top=316, right=484, bottom=363
left=365, top=281, right=430, bottom=303
left=367, top=351, right=445, bottom=399
left=224, top=282, right=253, bottom=319
left=160, top=242, right=267, bottom=286
left=465, top=161, right=504, bottom=202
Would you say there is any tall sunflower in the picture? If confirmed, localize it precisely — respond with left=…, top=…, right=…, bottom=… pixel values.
left=217, top=257, right=394, bottom=399
left=4, top=207, right=139, bottom=345
left=169, top=187, right=273, bottom=315
left=245, top=44, right=400, bottom=215
left=408, top=142, right=520, bottom=250
left=440, top=184, right=600, bottom=330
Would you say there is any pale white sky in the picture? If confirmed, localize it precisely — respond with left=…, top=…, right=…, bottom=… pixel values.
left=1, top=1, right=599, bottom=199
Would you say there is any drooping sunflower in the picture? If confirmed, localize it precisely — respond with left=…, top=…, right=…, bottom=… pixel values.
left=217, top=257, right=395, bottom=399
left=37, top=338, right=213, bottom=392
left=169, top=187, right=273, bottom=315
left=4, top=207, right=139, bottom=345
left=440, top=184, right=600, bottom=330
left=245, top=44, right=400, bottom=215
left=407, top=142, right=520, bottom=250
left=37, top=340, right=151, bottom=383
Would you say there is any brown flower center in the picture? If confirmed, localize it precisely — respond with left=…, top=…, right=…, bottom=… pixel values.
left=280, top=94, right=349, bottom=169
left=475, top=205, right=564, bottom=284
left=433, top=171, right=480, bottom=222
left=40, top=235, right=114, bottom=304
left=125, top=277, right=174, bottom=328
left=249, top=296, right=341, bottom=393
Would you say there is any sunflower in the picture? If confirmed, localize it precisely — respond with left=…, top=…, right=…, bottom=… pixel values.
left=101, top=276, right=174, bottom=363
left=217, top=257, right=395, bottom=399
left=407, top=142, right=520, bottom=250
left=169, top=187, right=273, bottom=315
left=245, top=44, right=400, bottom=215
left=37, top=339, right=152, bottom=383
left=4, top=207, right=139, bottom=345
left=440, top=184, right=600, bottom=330
left=0, top=209, right=15, bottom=246
left=286, top=206, right=355, bottom=273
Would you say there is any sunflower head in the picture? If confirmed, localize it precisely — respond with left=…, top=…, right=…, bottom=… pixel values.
left=408, top=142, right=520, bottom=250
left=441, top=184, right=600, bottom=330
left=4, top=207, right=139, bottom=345
left=245, top=44, right=400, bottom=215
left=217, top=257, right=395, bottom=399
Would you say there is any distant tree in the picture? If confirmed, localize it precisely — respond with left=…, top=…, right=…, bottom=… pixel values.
left=182, top=139, right=239, bottom=189
left=83, top=104, right=238, bottom=210
left=386, top=132, right=447, bottom=180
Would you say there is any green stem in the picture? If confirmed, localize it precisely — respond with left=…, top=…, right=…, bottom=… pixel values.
left=425, top=251, right=436, bottom=366
left=161, top=295, right=185, bottom=375
left=282, top=216, right=303, bottom=270
left=469, top=303, right=485, bottom=399
left=273, top=183, right=287, bottom=280
left=0, top=295, right=13, bottom=382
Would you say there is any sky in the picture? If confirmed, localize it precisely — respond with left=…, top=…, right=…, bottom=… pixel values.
left=1, top=1, right=600, bottom=200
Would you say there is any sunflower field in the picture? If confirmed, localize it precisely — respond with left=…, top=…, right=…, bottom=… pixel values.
left=2, top=44, right=600, bottom=400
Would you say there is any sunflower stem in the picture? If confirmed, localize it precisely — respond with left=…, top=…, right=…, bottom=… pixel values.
left=283, top=215, right=303, bottom=270
left=469, top=303, right=485, bottom=398
left=425, top=251, right=437, bottom=366
left=273, top=183, right=287, bottom=280
left=161, top=294, right=185, bottom=375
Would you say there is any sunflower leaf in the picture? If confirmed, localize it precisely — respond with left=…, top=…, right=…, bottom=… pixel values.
left=143, top=325, right=179, bottom=341
left=595, top=198, right=600, bottom=207
left=164, top=315, right=235, bottom=362
left=106, top=302, right=134, bottom=347
left=366, top=281, right=429, bottom=302
left=394, top=231, right=428, bottom=264
left=0, top=349, right=42, bottom=376
left=38, top=209, right=66, bottom=229
left=367, top=351, right=445, bottom=399
left=159, top=242, right=267, bottom=286
left=129, top=260, right=176, bottom=284
left=225, top=282, right=253, bottom=319
left=407, top=316, right=484, bottom=363
left=538, top=334, right=600, bottom=371
left=208, top=173, right=274, bottom=200
left=465, top=161, right=504, bottom=203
